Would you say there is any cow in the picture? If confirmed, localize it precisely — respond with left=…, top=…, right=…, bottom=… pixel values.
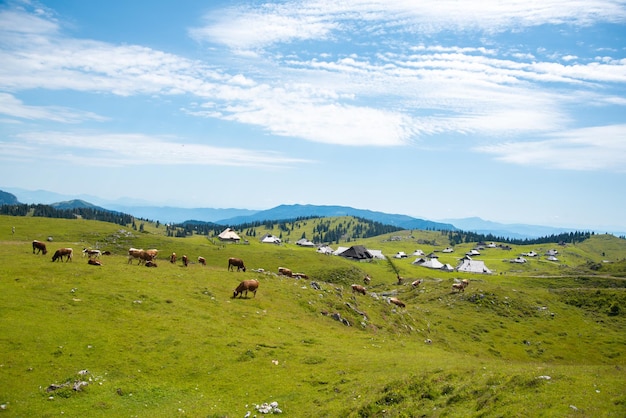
left=411, top=279, right=423, bottom=288
left=452, top=279, right=469, bottom=292
left=88, top=259, right=102, bottom=266
left=82, top=248, right=101, bottom=258
left=32, top=240, right=47, bottom=255
left=170, top=252, right=177, bottom=264
left=182, top=255, right=188, bottom=267
left=388, top=297, right=406, bottom=308
left=351, top=284, right=367, bottom=295
left=363, top=274, right=371, bottom=285
left=145, top=260, right=158, bottom=267
left=396, top=274, right=404, bottom=285
left=52, top=248, right=73, bottom=262
left=102, top=251, right=112, bottom=256
left=128, top=248, right=143, bottom=264
left=144, top=249, right=158, bottom=260
left=232, top=279, right=259, bottom=298
left=137, top=250, right=155, bottom=265
left=128, top=248, right=157, bottom=265
left=198, top=256, right=206, bottom=266
left=228, top=257, right=246, bottom=272
left=293, top=272, right=308, bottom=279
left=278, top=267, right=292, bottom=277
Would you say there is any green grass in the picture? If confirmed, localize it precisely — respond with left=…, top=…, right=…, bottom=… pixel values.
left=1, top=215, right=625, bottom=417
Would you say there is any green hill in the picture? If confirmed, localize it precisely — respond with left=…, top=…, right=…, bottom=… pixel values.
left=1, top=215, right=625, bottom=417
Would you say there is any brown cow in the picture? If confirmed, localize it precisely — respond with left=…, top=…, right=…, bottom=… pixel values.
left=278, top=267, right=292, bottom=277
left=182, top=255, right=188, bottom=267
left=145, top=260, right=158, bottom=267
left=170, top=252, right=177, bottom=264
left=198, top=256, right=206, bottom=266
left=128, top=248, right=142, bottom=264
left=351, top=284, right=367, bottom=295
left=128, top=248, right=157, bottom=265
left=32, top=240, right=47, bottom=255
left=88, top=259, right=102, bottom=266
left=228, top=257, right=246, bottom=272
left=452, top=279, right=469, bottom=292
left=232, top=279, right=259, bottom=298
left=363, top=274, right=371, bottom=285
left=411, top=279, right=423, bottom=288
left=388, top=297, right=406, bottom=308
left=52, top=248, right=73, bottom=262
left=143, top=249, right=158, bottom=260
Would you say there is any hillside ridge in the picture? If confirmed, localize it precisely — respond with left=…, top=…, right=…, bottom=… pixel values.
left=1, top=187, right=618, bottom=239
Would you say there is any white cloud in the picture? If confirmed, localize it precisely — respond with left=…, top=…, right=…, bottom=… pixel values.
left=475, top=124, right=626, bottom=171
left=0, top=131, right=313, bottom=168
left=189, top=0, right=626, bottom=50
left=1, top=1, right=625, bottom=162
left=0, top=93, right=106, bottom=123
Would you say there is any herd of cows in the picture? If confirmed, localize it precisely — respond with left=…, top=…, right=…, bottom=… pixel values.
left=31, top=240, right=257, bottom=299
left=31, top=239, right=471, bottom=305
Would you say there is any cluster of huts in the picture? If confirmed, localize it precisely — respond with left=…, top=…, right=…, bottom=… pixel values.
left=217, top=229, right=562, bottom=275
left=217, top=228, right=496, bottom=274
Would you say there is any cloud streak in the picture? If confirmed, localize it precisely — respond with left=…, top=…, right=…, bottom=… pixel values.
left=189, top=0, right=626, bottom=50
left=0, top=131, right=313, bottom=168
left=0, top=93, right=106, bottom=123
left=475, top=124, right=626, bottom=171
left=0, top=1, right=625, bottom=169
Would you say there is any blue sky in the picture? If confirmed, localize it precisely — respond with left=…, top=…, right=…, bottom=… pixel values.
left=1, top=0, right=625, bottom=230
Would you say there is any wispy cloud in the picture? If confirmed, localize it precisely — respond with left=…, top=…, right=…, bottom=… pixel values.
left=1, top=1, right=625, bottom=169
left=189, top=0, right=626, bottom=50
left=0, top=93, right=107, bottom=123
left=475, top=124, right=626, bottom=171
left=0, top=131, right=313, bottom=168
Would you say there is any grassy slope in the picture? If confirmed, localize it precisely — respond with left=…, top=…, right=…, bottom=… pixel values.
left=0, top=215, right=625, bottom=417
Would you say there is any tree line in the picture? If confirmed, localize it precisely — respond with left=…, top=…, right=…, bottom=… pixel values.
left=444, top=229, right=594, bottom=246
left=0, top=204, right=134, bottom=226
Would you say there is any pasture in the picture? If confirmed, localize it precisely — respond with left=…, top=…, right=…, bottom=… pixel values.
left=1, top=215, right=625, bottom=417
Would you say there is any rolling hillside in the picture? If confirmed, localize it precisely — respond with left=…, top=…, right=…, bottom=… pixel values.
left=1, top=215, right=625, bottom=416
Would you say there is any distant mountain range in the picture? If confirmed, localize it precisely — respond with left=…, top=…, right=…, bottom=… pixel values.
left=215, top=204, right=456, bottom=232
left=2, top=187, right=622, bottom=239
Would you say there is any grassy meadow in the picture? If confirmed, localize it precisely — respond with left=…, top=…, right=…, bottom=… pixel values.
left=1, top=215, right=625, bottom=417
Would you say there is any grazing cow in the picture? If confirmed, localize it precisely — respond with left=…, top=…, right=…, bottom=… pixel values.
left=363, top=274, right=371, bottom=285
left=411, top=279, right=423, bottom=288
left=170, top=252, right=177, bottom=264
left=182, top=255, right=188, bottom=267
left=145, top=260, right=158, bottom=267
left=137, top=250, right=157, bottom=265
left=52, top=248, right=73, bottom=262
left=396, top=274, right=404, bottom=285
left=351, top=284, right=367, bottom=295
left=228, top=257, right=246, bottom=272
left=278, top=267, right=292, bottom=277
left=293, top=272, right=308, bottom=279
left=32, top=240, right=48, bottom=255
left=198, top=256, right=206, bottom=266
left=88, top=259, right=102, bottom=266
left=128, top=248, right=157, bottom=265
left=82, top=248, right=101, bottom=258
left=452, top=279, right=469, bottom=292
left=388, top=297, right=406, bottom=308
left=128, top=248, right=143, bottom=264
left=144, top=249, right=158, bottom=260
left=232, top=279, right=259, bottom=298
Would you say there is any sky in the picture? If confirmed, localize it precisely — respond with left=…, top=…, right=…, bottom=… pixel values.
left=1, top=0, right=625, bottom=230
